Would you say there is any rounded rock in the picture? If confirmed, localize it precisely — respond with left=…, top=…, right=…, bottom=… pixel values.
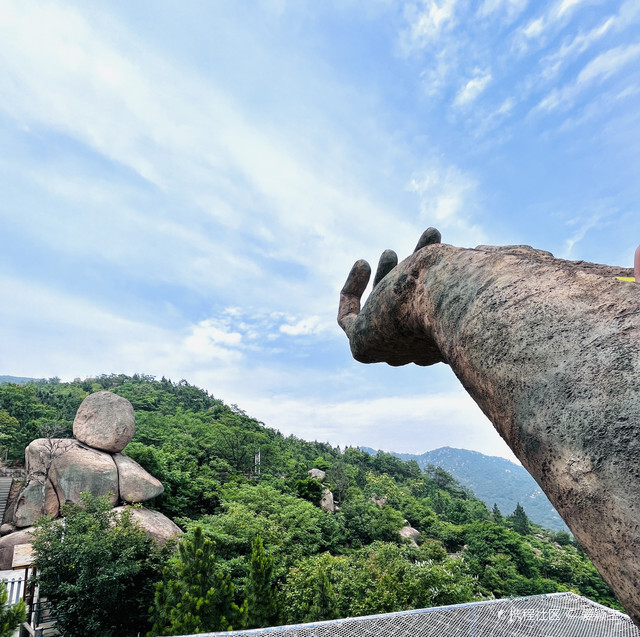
left=73, top=392, right=135, bottom=453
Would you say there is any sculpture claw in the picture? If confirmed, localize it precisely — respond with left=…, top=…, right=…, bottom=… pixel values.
left=338, top=259, right=371, bottom=336
left=414, top=227, right=442, bottom=252
left=373, top=250, right=398, bottom=288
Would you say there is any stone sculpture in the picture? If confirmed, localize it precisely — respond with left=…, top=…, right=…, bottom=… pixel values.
left=338, top=227, right=640, bottom=626
left=0, top=391, right=180, bottom=568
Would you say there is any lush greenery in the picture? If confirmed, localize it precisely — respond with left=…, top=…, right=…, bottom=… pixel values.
left=32, top=493, right=167, bottom=637
left=0, top=585, right=25, bottom=637
left=0, top=374, right=622, bottom=633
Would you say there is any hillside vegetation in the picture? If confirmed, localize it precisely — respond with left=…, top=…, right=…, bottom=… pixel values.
left=362, top=446, right=569, bottom=532
left=0, top=374, right=621, bottom=635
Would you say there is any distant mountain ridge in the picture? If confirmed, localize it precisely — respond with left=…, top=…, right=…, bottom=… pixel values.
left=0, top=375, right=42, bottom=385
left=360, top=445, right=568, bottom=532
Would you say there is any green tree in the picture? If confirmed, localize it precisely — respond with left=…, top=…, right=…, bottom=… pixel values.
left=32, top=493, right=165, bottom=637
left=245, top=536, right=278, bottom=628
left=151, top=526, right=246, bottom=635
left=305, top=566, right=339, bottom=622
left=510, top=503, right=531, bottom=535
left=0, top=585, right=25, bottom=637
left=492, top=503, right=503, bottom=525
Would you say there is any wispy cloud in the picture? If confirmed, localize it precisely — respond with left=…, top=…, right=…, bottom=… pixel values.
left=242, top=391, right=518, bottom=460
left=401, top=0, right=459, bottom=51
left=453, top=71, right=493, bottom=107
left=408, top=164, right=486, bottom=247
left=536, top=43, right=640, bottom=113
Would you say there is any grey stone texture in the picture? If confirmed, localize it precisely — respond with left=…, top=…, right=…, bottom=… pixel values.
left=13, top=479, right=59, bottom=528
left=114, top=453, right=164, bottom=503
left=112, top=506, right=181, bottom=545
left=0, top=527, right=34, bottom=570
left=48, top=441, right=119, bottom=508
left=320, top=488, right=335, bottom=513
left=3, top=391, right=180, bottom=567
left=308, top=468, right=326, bottom=481
left=339, top=228, right=640, bottom=626
left=73, top=391, right=135, bottom=453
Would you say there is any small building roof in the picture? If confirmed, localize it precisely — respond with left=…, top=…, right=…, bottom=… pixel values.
left=179, top=592, right=640, bottom=637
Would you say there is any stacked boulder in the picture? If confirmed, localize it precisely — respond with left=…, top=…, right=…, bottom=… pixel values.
left=0, top=392, right=180, bottom=568
left=307, top=468, right=335, bottom=513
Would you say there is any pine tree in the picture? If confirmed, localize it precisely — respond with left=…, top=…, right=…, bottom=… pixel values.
left=245, top=535, right=278, bottom=629
left=492, top=503, right=503, bottom=525
left=304, top=566, right=339, bottom=623
left=150, top=526, right=247, bottom=635
left=511, top=502, right=531, bottom=535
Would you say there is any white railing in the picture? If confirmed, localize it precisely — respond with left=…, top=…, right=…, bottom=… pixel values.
left=2, top=575, right=25, bottom=605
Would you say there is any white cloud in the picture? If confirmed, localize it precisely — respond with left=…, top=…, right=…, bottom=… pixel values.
left=408, top=165, right=486, bottom=247
left=184, top=319, right=243, bottom=362
left=555, top=0, right=586, bottom=19
left=478, top=0, right=527, bottom=20
left=401, top=0, right=458, bottom=51
left=453, top=72, right=492, bottom=107
left=280, top=316, right=325, bottom=336
left=535, top=43, right=640, bottom=113
left=539, top=16, right=615, bottom=81
left=243, top=391, right=518, bottom=461
left=0, top=0, right=420, bottom=319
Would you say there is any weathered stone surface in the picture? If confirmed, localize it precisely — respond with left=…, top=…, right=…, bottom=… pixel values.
left=73, top=391, right=135, bottom=453
left=338, top=227, right=640, bottom=626
left=399, top=523, right=420, bottom=546
left=308, top=468, right=326, bottom=481
left=0, top=527, right=34, bottom=570
left=371, top=496, right=387, bottom=507
left=25, top=438, right=76, bottom=477
left=320, top=488, right=335, bottom=513
left=0, top=524, right=14, bottom=536
left=112, top=506, right=181, bottom=545
left=49, top=441, right=118, bottom=507
left=114, top=454, right=164, bottom=503
left=13, top=479, right=59, bottom=528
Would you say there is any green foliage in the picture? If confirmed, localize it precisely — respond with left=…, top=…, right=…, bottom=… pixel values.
left=2, top=373, right=623, bottom=628
left=32, top=493, right=166, bottom=637
left=245, top=536, right=278, bottom=628
left=295, top=477, right=324, bottom=505
left=150, top=526, right=246, bottom=635
left=281, top=542, right=484, bottom=624
left=0, top=585, right=25, bottom=637
left=509, top=502, right=531, bottom=535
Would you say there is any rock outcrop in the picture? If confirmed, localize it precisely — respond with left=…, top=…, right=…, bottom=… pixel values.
left=338, top=227, right=640, bottom=626
left=73, top=391, right=135, bottom=452
left=0, top=391, right=180, bottom=567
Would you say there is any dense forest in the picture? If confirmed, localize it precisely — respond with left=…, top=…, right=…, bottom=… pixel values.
left=0, top=374, right=621, bottom=636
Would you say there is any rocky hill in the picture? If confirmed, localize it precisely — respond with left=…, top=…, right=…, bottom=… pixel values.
left=361, top=446, right=568, bottom=532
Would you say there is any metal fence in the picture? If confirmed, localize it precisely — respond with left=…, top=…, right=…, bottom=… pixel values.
left=180, top=593, right=640, bottom=637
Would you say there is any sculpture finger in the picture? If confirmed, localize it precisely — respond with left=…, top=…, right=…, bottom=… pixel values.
left=338, top=259, right=371, bottom=335
left=414, top=227, right=442, bottom=253
left=373, top=249, right=398, bottom=288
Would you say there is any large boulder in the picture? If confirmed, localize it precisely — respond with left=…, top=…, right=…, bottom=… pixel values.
left=400, top=523, right=420, bottom=547
left=13, top=479, right=60, bottom=528
left=112, top=506, right=181, bottom=545
left=25, top=438, right=76, bottom=477
left=73, top=392, right=135, bottom=453
left=114, top=454, right=164, bottom=503
left=49, top=441, right=118, bottom=507
left=320, top=488, right=335, bottom=513
left=308, top=468, right=326, bottom=481
left=0, top=527, right=34, bottom=570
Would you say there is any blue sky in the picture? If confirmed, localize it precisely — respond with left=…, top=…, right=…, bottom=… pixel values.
left=1, top=0, right=639, bottom=461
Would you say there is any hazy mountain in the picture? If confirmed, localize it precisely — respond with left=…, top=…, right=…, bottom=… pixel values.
left=0, top=375, right=41, bottom=385
left=361, top=445, right=568, bottom=532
